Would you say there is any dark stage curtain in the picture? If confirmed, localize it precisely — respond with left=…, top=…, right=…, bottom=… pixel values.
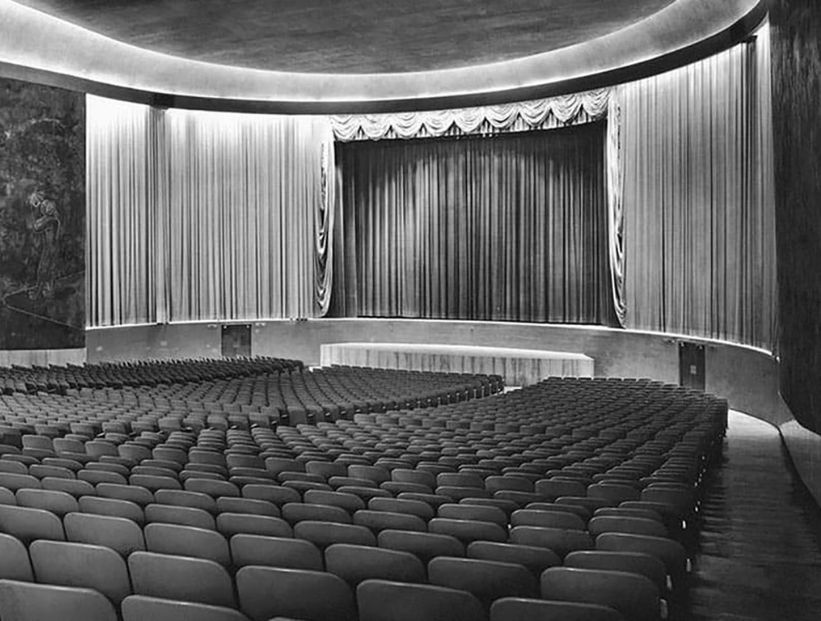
left=331, top=123, right=615, bottom=325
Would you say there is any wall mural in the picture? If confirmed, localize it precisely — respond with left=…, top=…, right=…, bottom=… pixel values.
left=0, top=77, right=85, bottom=349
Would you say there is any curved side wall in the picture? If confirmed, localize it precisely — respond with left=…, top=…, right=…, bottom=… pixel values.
left=770, top=0, right=821, bottom=435
left=86, top=318, right=821, bottom=505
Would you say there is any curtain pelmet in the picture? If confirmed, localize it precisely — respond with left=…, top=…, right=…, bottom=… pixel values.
left=331, top=90, right=610, bottom=141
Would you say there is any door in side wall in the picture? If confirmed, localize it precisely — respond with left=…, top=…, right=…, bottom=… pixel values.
left=679, top=341, right=705, bottom=390
left=222, top=324, right=251, bottom=358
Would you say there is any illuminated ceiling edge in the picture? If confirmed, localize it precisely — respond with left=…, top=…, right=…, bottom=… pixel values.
left=0, top=0, right=763, bottom=111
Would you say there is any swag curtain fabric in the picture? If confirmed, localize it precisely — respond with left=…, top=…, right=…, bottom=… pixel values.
left=620, top=31, right=776, bottom=349
left=332, top=124, right=616, bottom=325
left=86, top=96, right=334, bottom=327
left=330, top=89, right=610, bottom=141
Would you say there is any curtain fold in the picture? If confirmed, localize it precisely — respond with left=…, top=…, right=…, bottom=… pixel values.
left=149, top=106, right=170, bottom=324
left=87, top=98, right=333, bottom=326
left=314, top=138, right=335, bottom=316
left=606, top=96, right=626, bottom=326
left=621, top=29, right=776, bottom=350
left=333, top=124, right=615, bottom=324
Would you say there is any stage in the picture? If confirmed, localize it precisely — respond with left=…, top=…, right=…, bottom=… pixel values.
left=319, top=341, right=594, bottom=386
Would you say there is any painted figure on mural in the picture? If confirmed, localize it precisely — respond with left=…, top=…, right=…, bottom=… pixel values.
left=28, top=189, right=61, bottom=299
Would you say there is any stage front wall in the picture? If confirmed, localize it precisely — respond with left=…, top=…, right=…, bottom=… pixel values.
left=0, top=77, right=85, bottom=349
left=332, top=123, right=615, bottom=325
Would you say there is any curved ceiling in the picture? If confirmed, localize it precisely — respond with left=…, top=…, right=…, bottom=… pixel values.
left=10, top=0, right=676, bottom=74
left=0, top=0, right=764, bottom=112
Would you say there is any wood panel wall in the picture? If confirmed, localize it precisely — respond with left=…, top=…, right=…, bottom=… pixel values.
left=770, top=0, right=821, bottom=433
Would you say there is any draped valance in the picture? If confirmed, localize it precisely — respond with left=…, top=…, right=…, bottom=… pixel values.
left=331, top=89, right=611, bottom=141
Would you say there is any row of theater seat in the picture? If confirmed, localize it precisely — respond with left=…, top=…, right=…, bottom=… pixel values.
left=0, top=576, right=657, bottom=621
left=0, top=522, right=672, bottom=621
left=0, top=483, right=697, bottom=620
left=0, top=356, right=304, bottom=394
left=0, top=365, right=500, bottom=433
left=0, top=372, right=725, bottom=620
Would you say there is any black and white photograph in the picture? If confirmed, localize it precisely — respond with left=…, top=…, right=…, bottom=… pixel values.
left=0, top=1, right=818, bottom=620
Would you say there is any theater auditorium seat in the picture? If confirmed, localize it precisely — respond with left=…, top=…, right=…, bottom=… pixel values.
left=357, top=579, right=488, bottom=621
left=155, top=488, right=218, bottom=514
left=466, top=541, right=561, bottom=576
left=378, top=529, right=465, bottom=562
left=0, top=580, right=118, bottom=621
left=564, top=550, right=668, bottom=595
left=29, top=540, right=131, bottom=605
left=510, top=508, right=587, bottom=530
left=216, top=496, right=279, bottom=517
left=128, top=551, right=236, bottom=608
left=216, top=512, right=293, bottom=538
left=490, top=597, right=626, bottom=621
left=144, top=503, right=216, bottom=529
left=230, top=533, right=324, bottom=571
left=304, top=489, right=367, bottom=514
left=0, top=533, right=34, bottom=581
left=293, top=520, right=376, bottom=549
left=0, top=504, right=64, bottom=543
left=325, top=543, right=426, bottom=585
left=237, top=565, right=357, bottom=621
left=15, top=488, right=78, bottom=517
left=509, top=525, right=594, bottom=558
left=78, top=496, right=145, bottom=524
left=121, top=595, right=252, bottom=621
left=63, top=512, right=144, bottom=556
left=438, top=503, right=508, bottom=528
left=144, top=523, right=231, bottom=566
left=540, top=567, right=661, bottom=621
left=369, top=496, right=435, bottom=520
left=596, top=532, right=689, bottom=589
left=428, top=517, right=507, bottom=544
left=353, top=509, right=427, bottom=533
left=427, top=557, right=539, bottom=609
left=282, top=501, right=352, bottom=524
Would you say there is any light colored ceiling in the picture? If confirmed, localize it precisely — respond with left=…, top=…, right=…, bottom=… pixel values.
left=13, top=0, right=677, bottom=73
left=1, top=0, right=765, bottom=110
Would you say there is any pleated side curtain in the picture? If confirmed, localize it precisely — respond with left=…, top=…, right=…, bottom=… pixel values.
left=86, top=98, right=335, bottom=326
left=620, top=31, right=776, bottom=349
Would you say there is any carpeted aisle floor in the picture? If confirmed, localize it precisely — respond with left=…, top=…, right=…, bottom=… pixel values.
left=686, top=412, right=821, bottom=621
